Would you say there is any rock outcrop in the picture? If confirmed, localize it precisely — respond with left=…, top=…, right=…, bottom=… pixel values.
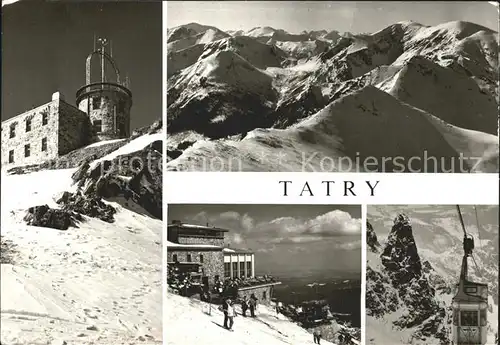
left=366, top=221, right=380, bottom=252
left=24, top=205, right=83, bottom=230
left=70, top=139, right=163, bottom=220
left=366, top=214, right=450, bottom=343
left=56, top=192, right=117, bottom=223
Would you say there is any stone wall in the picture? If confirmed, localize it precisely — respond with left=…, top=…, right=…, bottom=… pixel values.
left=238, top=284, right=277, bottom=305
left=58, top=101, right=92, bottom=155
left=78, top=88, right=131, bottom=141
left=178, top=236, right=224, bottom=247
left=1, top=100, right=59, bottom=167
left=167, top=249, right=224, bottom=286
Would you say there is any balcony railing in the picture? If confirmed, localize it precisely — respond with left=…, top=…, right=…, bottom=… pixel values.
left=76, top=82, right=132, bottom=102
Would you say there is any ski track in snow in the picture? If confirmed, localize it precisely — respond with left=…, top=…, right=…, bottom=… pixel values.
left=1, top=161, right=162, bottom=344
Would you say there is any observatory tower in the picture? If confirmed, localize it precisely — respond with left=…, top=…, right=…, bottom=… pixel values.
left=76, top=38, right=132, bottom=141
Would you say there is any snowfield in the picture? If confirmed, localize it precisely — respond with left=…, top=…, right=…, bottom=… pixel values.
left=1, top=165, right=162, bottom=343
left=166, top=292, right=337, bottom=345
left=92, top=132, right=163, bottom=168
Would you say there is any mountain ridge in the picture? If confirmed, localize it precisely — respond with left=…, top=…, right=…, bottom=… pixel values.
left=167, top=20, right=499, bottom=172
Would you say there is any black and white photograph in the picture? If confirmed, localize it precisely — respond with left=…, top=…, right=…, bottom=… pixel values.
left=1, top=2, right=162, bottom=343
left=166, top=204, right=362, bottom=345
left=166, top=1, right=499, bottom=173
left=366, top=205, right=498, bottom=345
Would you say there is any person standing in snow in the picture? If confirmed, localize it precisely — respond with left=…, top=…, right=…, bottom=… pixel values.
left=241, top=296, right=249, bottom=317
left=276, top=301, right=283, bottom=316
left=313, top=329, right=322, bottom=344
left=226, top=299, right=237, bottom=331
left=249, top=294, right=258, bottom=317
left=222, top=298, right=230, bottom=329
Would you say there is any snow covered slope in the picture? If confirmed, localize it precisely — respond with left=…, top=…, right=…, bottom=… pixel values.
left=166, top=292, right=337, bottom=345
left=1, top=134, right=162, bottom=344
left=167, top=86, right=497, bottom=172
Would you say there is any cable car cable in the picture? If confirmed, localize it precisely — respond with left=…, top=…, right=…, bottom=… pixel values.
left=471, top=253, right=483, bottom=279
left=456, top=205, right=468, bottom=238
left=473, top=205, right=483, bottom=249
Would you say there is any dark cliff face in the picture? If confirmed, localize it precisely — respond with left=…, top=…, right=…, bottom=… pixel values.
left=381, top=214, right=423, bottom=284
left=367, top=214, right=450, bottom=343
left=366, top=221, right=380, bottom=252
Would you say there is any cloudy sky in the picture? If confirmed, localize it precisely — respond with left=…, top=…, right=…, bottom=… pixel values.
left=2, top=1, right=162, bottom=130
left=168, top=204, right=361, bottom=277
left=167, top=1, right=498, bottom=33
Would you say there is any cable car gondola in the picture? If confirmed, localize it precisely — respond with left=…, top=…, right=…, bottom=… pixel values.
left=451, top=205, right=488, bottom=345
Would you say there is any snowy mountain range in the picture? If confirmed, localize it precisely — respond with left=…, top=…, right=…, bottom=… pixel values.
left=366, top=205, right=498, bottom=345
left=0, top=122, right=163, bottom=344
left=166, top=21, right=499, bottom=172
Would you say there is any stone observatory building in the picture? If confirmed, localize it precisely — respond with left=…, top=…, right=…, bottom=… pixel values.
left=76, top=38, right=132, bottom=141
left=1, top=38, right=132, bottom=168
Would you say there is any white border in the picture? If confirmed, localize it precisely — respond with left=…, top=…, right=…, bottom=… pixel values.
left=162, top=2, right=168, bottom=345
left=361, top=204, right=367, bottom=345
left=165, top=173, right=499, bottom=205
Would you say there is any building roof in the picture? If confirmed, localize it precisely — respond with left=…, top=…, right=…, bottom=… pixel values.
left=168, top=222, right=229, bottom=232
left=166, top=240, right=223, bottom=251
left=223, top=247, right=254, bottom=255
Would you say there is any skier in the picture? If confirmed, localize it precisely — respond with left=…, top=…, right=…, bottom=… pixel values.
left=313, top=329, right=322, bottom=344
left=249, top=294, right=258, bottom=317
left=222, top=298, right=230, bottom=329
left=276, top=301, right=283, bottom=315
left=241, top=296, right=249, bottom=317
left=226, top=299, right=237, bottom=331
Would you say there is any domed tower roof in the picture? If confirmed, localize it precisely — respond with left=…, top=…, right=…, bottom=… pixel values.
left=76, top=37, right=132, bottom=141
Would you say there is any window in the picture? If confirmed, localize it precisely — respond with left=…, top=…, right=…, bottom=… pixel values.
left=92, top=97, right=100, bottom=109
left=9, top=124, right=15, bottom=138
left=172, top=254, right=178, bottom=262
left=465, top=286, right=478, bottom=294
left=480, top=310, right=487, bottom=326
left=232, top=262, right=238, bottom=278
left=262, top=291, right=267, bottom=300
left=240, top=262, right=245, bottom=278
left=200, top=254, right=204, bottom=263
left=453, top=310, right=459, bottom=325
left=8, top=150, right=14, bottom=163
left=461, top=310, right=478, bottom=326
left=224, top=263, right=230, bottom=278
left=26, top=118, right=32, bottom=132
left=117, top=101, right=125, bottom=114
left=42, top=112, right=48, bottom=126
left=187, top=254, right=192, bottom=262
left=24, top=144, right=30, bottom=158
left=93, top=120, right=102, bottom=133
left=247, top=262, right=252, bottom=277
left=118, top=121, right=126, bottom=135
left=41, top=138, right=47, bottom=152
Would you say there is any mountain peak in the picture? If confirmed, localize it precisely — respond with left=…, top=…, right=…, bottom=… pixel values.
left=381, top=213, right=422, bottom=282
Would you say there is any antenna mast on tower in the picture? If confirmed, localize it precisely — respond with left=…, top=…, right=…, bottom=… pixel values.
left=97, top=37, right=108, bottom=83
